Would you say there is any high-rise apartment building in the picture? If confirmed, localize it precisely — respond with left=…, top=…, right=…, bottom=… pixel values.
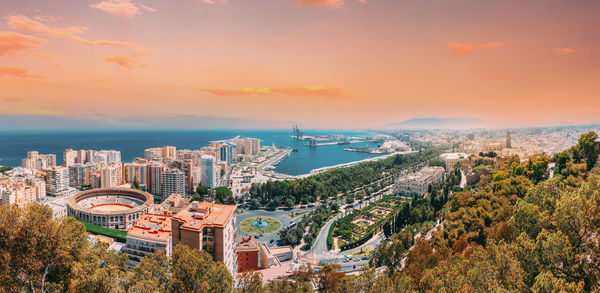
left=219, top=144, right=233, bottom=165
left=94, top=150, right=121, bottom=165
left=200, top=155, right=216, bottom=189
left=100, top=164, right=122, bottom=188
left=46, top=166, right=69, bottom=194
left=144, top=146, right=176, bottom=161
left=235, top=138, right=261, bottom=156
left=147, top=162, right=167, bottom=197
left=161, top=169, right=185, bottom=200
left=63, top=149, right=77, bottom=167
left=22, top=151, right=56, bottom=171
left=123, top=162, right=147, bottom=187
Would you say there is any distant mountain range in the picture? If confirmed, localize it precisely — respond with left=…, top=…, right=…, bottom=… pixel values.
left=386, top=117, right=485, bottom=129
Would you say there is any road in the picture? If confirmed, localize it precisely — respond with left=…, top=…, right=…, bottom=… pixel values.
left=303, top=192, right=387, bottom=272
left=459, top=169, right=467, bottom=188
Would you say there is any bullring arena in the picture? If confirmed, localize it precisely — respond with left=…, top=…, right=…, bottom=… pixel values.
left=67, top=188, right=153, bottom=230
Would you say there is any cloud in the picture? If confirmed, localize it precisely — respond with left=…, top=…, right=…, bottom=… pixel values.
left=30, top=52, right=57, bottom=59
left=5, top=14, right=154, bottom=53
left=103, top=52, right=147, bottom=68
left=202, top=85, right=346, bottom=99
left=554, top=48, right=574, bottom=54
left=297, top=0, right=365, bottom=7
left=0, top=67, right=42, bottom=78
left=5, top=14, right=156, bottom=67
left=448, top=42, right=500, bottom=55
left=200, top=0, right=226, bottom=4
left=90, top=0, right=156, bottom=19
left=0, top=31, right=46, bottom=57
left=299, top=0, right=343, bottom=7
left=0, top=97, right=64, bottom=116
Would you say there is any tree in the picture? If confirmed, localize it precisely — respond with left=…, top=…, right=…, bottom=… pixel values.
left=132, top=177, right=140, bottom=189
left=196, top=185, right=210, bottom=196
left=214, top=186, right=235, bottom=204
left=303, top=233, right=314, bottom=246
left=169, top=244, right=233, bottom=293
left=0, top=203, right=88, bottom=293
left=129, top=251, right=170, bottom=292
left=317, top=264, right=345, bottom=293
left=68, top=242, right=129, bottom=292
left=370, top=240, right=406, bottom=276
left=237, top=270, right=263, bottom=293
left=572, top=131, right=599, bottom=170
left=420, top=241, right=525, bottom=292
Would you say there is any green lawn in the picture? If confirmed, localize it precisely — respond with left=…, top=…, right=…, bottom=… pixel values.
left=79, top=220, right=127, bottom=243
left=239, top=217, right=282, bottom=235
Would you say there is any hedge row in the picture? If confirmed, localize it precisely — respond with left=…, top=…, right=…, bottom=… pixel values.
left=327, top=220, right=336, bottom=250
left=340, top=230, right=374, bottom=251
left=79, top=220, right=128, bottom=243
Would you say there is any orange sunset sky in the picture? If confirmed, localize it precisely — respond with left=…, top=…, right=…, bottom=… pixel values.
left=1, top=0, right=599, bottom=129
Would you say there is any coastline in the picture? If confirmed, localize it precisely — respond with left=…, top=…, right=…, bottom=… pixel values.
left=274, top=150, right=417, bottom=179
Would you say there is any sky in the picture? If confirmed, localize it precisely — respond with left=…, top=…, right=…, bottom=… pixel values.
left=0, top=0, right=599, bottom=130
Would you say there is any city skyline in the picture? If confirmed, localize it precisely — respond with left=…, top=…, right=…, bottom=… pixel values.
left=1, top=0, right=600, bottom=129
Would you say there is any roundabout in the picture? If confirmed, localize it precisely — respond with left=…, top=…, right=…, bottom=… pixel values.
left=240, top=216, right=282, bottom=235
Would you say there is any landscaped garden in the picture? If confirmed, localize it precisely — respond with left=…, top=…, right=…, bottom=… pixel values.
left=239, top=216, right=282, bottom=235
left=330, top=194, right=407, bottom=251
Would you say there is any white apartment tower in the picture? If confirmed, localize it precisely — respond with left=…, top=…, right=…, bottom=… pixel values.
left=200, top=155, right=216, bottom=189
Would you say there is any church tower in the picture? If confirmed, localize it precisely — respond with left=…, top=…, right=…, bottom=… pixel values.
left=506, top=130, right=512, bottom=149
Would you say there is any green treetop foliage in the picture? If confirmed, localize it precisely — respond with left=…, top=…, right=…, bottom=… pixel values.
left=213, top=186, right=235, bottom=205
left=249, top=148, right=442, bottom=208
left=196, top=185, right=210, bottom=196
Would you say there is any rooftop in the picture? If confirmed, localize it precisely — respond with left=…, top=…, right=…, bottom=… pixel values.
left=236, top=235, right=259, bottom=252
left=440, top=152, right=468, bottom=160
left=172, top=201, right=236, bottom=232
left=127, top=213, right=172, bottom=242
left=156, top=193, right=190, bottom=215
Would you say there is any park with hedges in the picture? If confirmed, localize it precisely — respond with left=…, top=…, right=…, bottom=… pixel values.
left=329, top=194, right=408, bottom=251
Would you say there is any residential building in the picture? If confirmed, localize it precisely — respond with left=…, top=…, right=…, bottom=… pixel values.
left=22, top=151, right=56, bottom=171
left=236, top=138, right=261, bottom=156
left=124, top=213, right=173, bottom=267
left=63, top=149, right=77, bottom=167
left=123, top=162, right=147, bottom=187
left=171, top=201, right=237, bottom=278
left=236, top=236, right=259, bottom=272
left=95, top=150, right=122, bottom=165
left=219, top=144, right=234, bottom=165
left=145, top=146, right=176, bottom=161
left=200, top=155, right=216, bottom=189
left=46, top=166, right=70, bottom=194
left=161, top=169, right=185, bottom=200
left=147, top=162, right=167, bottom=196
left=100, top=164, right=122, bottom=188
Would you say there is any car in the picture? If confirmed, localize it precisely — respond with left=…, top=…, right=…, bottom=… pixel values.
left=269, top=239, right=274, bottom=243
left=342, top=258, right=350, bottom=263
left=353, top=257, right=360, bottom=262
left=361, top=255, right=369, bottom=260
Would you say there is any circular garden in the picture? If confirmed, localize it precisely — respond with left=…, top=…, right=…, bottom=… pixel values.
left=239, top=216, right=282, bottom=235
